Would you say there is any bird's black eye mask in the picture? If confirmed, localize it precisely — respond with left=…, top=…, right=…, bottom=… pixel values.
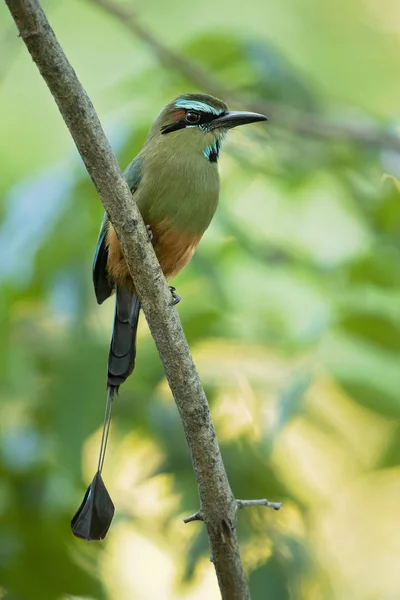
left=161, top=109, right=226, bottom=135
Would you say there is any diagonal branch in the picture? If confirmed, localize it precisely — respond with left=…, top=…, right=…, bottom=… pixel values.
left=87, top=0, right=232, bottom=102
left=88, top=0, right=400, bottom=153
left=4, top=1, right=279, bottom=598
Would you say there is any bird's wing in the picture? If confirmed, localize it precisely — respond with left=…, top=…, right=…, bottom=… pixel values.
left=93, top=212, right=112, bottom=304
left=124, top=154, right=143, bottom=192
left=92, top=156, right=143, bottom=304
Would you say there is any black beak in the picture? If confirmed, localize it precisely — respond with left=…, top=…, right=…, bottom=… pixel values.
left=210, top=110, right=268, bottom=130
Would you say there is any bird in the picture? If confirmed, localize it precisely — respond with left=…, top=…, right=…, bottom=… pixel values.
left=95, top=93, right=267, bottom=392
left=71, top=93, right=267, bottom=540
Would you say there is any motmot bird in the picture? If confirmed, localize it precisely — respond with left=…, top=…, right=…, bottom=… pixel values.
left=71, top=94, right=267, bottom=541
left=94, top=93, right=267, bottom=394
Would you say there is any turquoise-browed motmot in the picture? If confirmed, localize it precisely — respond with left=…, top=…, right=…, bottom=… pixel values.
left=71, top=94, right=267, bottom=540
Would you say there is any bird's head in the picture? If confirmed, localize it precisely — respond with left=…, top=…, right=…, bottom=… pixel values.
left=145, top=93, right=267, bottom=163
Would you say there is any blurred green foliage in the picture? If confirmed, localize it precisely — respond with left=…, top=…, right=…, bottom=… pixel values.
left=1, top=0, right=400, bottom=598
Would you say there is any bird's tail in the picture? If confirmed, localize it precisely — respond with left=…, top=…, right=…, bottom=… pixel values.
left=107, top=285, right=141, bottom=395
left=99, top=285, right=140, bottom=471
left=71, top=287, right=140, bottom=540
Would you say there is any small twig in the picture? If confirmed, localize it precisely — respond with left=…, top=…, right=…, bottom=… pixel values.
left=184, top=498, right=283, bottom=525
left=237, top=498, right=283, bottom=511
left=183, top=511, right=203, bottom=524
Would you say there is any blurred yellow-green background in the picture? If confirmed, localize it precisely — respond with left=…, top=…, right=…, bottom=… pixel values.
left=1, top=0, right=400, bottom=598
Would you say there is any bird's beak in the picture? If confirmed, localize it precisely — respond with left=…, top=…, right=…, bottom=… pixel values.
left=210, top=110, right=268, bottom=130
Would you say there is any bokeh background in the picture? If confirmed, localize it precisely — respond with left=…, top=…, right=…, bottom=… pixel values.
left=1, top=0, right=400, bottom=598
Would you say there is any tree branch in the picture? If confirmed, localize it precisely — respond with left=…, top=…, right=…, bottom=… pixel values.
left=88, top=0, right=400, bottom=153
left=184, top=498, right=283, bottom=524
left=3, top=1, right=280, bottom=598
left=183, top=511, right=203, bottom=524
left=237, top=499, right=283, bottom=511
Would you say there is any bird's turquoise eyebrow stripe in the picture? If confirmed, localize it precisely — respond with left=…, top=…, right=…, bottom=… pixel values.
left=175, top=99, right=223, bottom=115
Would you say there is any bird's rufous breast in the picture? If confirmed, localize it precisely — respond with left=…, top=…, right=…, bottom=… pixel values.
left=106, top=220, right=201, bottom=292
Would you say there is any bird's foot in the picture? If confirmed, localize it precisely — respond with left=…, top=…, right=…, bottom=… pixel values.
left=169, top=286, right=181, bottom=305
left=146, top=224, right=153, bottom=241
